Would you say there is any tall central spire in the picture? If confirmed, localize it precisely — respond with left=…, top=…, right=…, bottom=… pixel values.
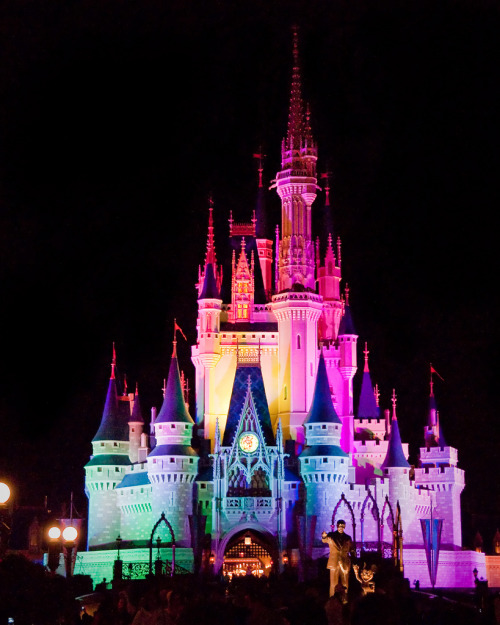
left=286, top=29, right=306, bottom=152
left=273, top=29, right=318, bottom=291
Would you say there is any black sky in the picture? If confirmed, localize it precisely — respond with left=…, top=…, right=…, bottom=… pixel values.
left=0, top=0, right=498, bottom=547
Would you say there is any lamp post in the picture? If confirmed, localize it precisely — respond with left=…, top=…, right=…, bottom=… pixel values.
left=62, top=525, right=78, bottom=578
left=47, top=524, right=78, bottom=576
left=0, top=481, right=12, bottom=559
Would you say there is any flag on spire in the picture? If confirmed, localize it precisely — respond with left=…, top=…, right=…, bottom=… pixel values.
left=174, top=319, right=187, bottom=341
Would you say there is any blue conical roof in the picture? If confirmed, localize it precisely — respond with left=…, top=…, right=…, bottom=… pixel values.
left=381, top=417, right=409, bottom=469
left=93, top=377, right=129, bottom=442
left=304, top=353, right=341, bottom=425
left=155, top=355, right=194, bottom=424
left=338, top=304, right=356, bottom=335
left=222, top=365, right=275, bottom=446
left=129, top=389, right=144, bottom=424
left=200, top=263, right=220, bottom=299
left=357, top=371, right=380, bottom=419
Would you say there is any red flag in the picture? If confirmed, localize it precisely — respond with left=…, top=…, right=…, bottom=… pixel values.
left=430, top=365, right=444, bottom=382
left=174, top=320, right=187, bottom=341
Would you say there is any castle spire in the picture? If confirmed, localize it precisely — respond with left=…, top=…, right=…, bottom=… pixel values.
left=199, top=199, right=220, bottom=299
left=381, top=394, right=410, bottom=469
left=286, top=27, right=305, bottom=152
left=357, top=342, right=379, bottom=419
left=156, top=346, right=194, bottom=425
left=92, top=344, right=128, bottom=442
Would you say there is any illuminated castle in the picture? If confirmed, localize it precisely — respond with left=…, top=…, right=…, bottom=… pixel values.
left=80, top=34, right=488, bottom=587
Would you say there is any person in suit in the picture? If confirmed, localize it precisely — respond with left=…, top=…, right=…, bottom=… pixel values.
left=322, top=520, right=354, bottom=602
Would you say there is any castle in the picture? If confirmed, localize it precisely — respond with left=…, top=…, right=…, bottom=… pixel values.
left=78, top=34, right=488, bottom=588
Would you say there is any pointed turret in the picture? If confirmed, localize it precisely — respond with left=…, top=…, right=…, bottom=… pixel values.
left=357, top=343, right=380, bottom=419
left=128, top=383, right=145, bottom=463
left=199, top=200, right=221, bottom=300
left=155, top=346, right=194, bottom=425
left=93, top=344, right=129, bottom=442
left=381, top=391, right=410, bottom=469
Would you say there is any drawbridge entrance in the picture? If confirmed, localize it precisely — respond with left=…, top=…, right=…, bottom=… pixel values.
left=223, top=530, right=276, bottom=579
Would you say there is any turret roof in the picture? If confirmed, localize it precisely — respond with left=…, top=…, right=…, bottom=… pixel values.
left=148, top=444, right=197, bottom=457
left=200, top=262, right=220, bottom=299
left=338, top=303, right=356, bottom=336
left=300, top=444, right=348, bottom=458
left=116, top=472, right=151, bottom=489
left=129, top=386, right=144, bottom=424
left=304, top=352, right=342, bottom=425
left=381, top=416, right=410, bottom=469
left=93, top=376, right=129, bottom=442
left=85, top=454, right=131, bottom=467
left=155, top=354, right=194, bottom=424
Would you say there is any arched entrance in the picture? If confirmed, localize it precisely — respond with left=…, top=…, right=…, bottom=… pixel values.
left=222, top=530, right=277, bottom=579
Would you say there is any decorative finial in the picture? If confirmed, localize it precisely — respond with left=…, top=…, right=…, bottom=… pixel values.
left=286, top=26, right=305, bottom=149
left=162, top=378, right=167, bottom=398
left=135, top=382, right=139, bottom=395
left=253, top=151, right=265, bottom=188
left=123, top=373, right=128, bottom=395
left=391, top=389, right=397, bottom=420
left=363, top=342, right=369, bottom=372
left=111, top=342, right=116, bottom=380
left=374, top=383, right=380, bottom=407
left=206, top=198, right=216, bottom=265
left=321, top=172, right=331, bottom=207
left=345, top=284, right=350, bottom=306
left=337, top=236, right=342, bottom=266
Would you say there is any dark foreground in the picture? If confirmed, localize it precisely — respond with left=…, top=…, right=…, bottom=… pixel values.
left=0, top=554, right=498, bottom=625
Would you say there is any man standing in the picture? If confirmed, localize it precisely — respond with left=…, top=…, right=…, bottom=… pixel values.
left=322, top=520, right=354, bottom=601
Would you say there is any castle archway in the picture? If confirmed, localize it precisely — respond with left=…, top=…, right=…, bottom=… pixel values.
left=220, top=528, right=278, bottom=578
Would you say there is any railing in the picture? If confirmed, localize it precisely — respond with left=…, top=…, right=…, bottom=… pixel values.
left=122, top=560, right=190, bottom=579
left=224, top=497, right=273, bottom=510
left=355, top=542, right=393, bottom=559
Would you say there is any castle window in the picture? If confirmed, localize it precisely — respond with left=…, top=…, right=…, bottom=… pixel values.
left=292, top=483, right=297, bottom=489
left=341, top=459, right=344, bottom=464
left=185, top=425, right=189, bottom=429
left=305, top=459, right=309, bottom=464
left=115, top=467, right=120, bottom=472
left=100, top=443, right=105, bottom=447
left=284, top=385, right=287, bottom=400
left=171, top=424, right=175, bottom=429
left=114, top=442, right=118, bottom=447
left=189, top=459, right=193, bottom=464
left=97, top=467, right=103, bottom=472
left=170, top=458, right=175, bottom=463
left=323, top=458, right=328, bottom=463
left=131, top=428, right=135, bottom=432
left=297, top=335, right=301, bottom=349
left=322, top=425, right=326, bottom=429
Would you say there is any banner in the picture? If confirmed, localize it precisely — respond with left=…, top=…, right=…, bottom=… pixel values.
left=420, top=518, right=443, bottom=587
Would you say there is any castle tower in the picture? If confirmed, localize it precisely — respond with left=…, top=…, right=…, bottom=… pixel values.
left=337, top=291, right=358, bottom=453
left=192, top=202, right=223, bottom=439
left=414, top=381, right=465, bottom=548
left=271, top=32, right=322, bottom=442
left=148, top=344, right=199, bottom=546
left=128, top=383, right=144, bottom=463
left=85, top=345, right=130, bottom=548
left=230, top=238, right=255, bottom=323
left=300, top=352, right=349, bottom=540
left=317, top=234, right=343, bottom=343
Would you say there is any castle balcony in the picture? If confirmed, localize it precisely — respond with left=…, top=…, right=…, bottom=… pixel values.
left=223, top=497, right=273, bottom=510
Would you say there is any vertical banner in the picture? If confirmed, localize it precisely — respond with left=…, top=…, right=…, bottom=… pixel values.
left=420, top=518, right=443, bottom=587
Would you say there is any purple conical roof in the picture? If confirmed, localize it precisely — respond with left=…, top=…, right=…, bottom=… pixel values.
left=93, top=377, right=129, bottom=442
left=155, top=355, right=194, bottom=424
left=381, top=417, right=409, bottom=469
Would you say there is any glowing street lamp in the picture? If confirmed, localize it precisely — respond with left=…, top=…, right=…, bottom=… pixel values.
left=62, top=525, right=78, bottom=578
left=47, top=524, right=78, bottom=577
left=0, top=481, right=12, bottom=559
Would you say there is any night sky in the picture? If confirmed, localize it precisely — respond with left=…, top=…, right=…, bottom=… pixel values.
left=0, top=0, right=498, bottom=548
